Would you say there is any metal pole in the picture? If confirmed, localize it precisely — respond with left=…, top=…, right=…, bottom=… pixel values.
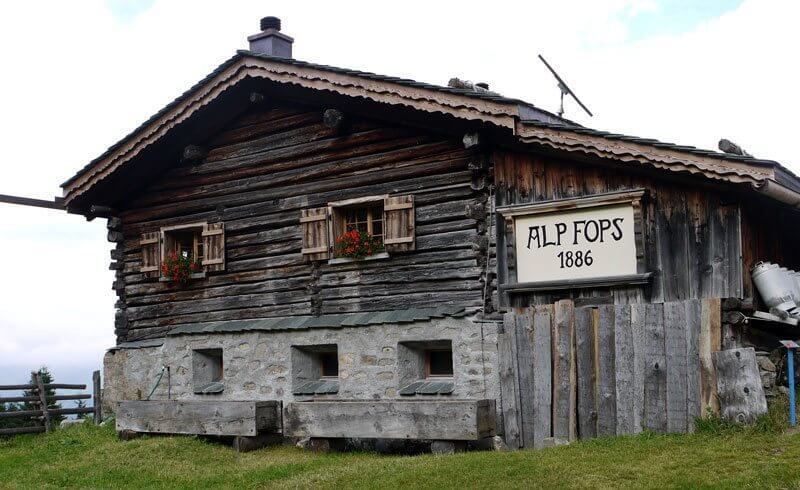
left=790, top=348, right=797, bottom=427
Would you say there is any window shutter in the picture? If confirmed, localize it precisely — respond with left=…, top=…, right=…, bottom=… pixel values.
left=300, top=207, right=331, bottom=261
left=140, top=232, right=161, bottom=278
left=202, top=222, right=226, bottom=272
left=383, top=195, right=415, bottom=252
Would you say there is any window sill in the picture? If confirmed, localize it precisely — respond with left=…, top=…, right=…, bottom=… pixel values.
left=159, top=272, right=207, bottom=283
left=399, top=379, right=454, bottom=396
left=194, top=381, right=224, bottom=394
left=328, top=252, right=389, bottom=265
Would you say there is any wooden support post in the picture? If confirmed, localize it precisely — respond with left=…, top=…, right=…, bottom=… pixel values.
left=700, top=298, right=722, bottom=417
left=34, top=371, right=52, bottom=433
left=92, top=370, right=102, bottom=425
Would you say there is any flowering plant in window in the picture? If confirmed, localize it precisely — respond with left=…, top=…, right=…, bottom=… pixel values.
left=335, top=229, right=384, bottom=259
left=161, top=251, right=202, bottom=284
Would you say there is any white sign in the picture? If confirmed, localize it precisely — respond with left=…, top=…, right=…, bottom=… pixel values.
left=514, top=203, right=637, bottom=283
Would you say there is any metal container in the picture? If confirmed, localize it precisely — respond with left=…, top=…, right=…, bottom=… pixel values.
left=752, top=262, right=798, bottom=315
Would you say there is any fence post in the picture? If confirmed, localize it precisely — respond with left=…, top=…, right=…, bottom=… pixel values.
left=93, top=370, right=102, bottom=425
left=34, top=371, right=52, bottom=432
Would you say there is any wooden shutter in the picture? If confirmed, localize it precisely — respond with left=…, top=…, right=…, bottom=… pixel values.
left=300, top=207, right=331, bottom=261
left=202, top=222, right=226, bottom=272
left=383, top=195, right=415, bottom=252
left=140, top=232, right=161, bottom=278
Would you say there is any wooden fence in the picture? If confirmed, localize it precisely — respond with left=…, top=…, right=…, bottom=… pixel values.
left=0, top=370, right=102, bottom=436
left=499, top=299, right=722, bottom=449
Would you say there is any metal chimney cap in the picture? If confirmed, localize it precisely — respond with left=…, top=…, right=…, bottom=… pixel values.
left=260, top=16, right=281, bottom=31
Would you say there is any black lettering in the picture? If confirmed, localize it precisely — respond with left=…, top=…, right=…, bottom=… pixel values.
left=527, top=226, right=541, bottom=249
left=612, top=218, right=625, bottom=240
left=573, top=220, right=586, bottom=245
left=542, top=225, right=557, bottom=247
left=555, top=222, right=567, bottom=246
left=598, top=219, right=612, bottom=242
left=584, top=220, right=600, bottom=242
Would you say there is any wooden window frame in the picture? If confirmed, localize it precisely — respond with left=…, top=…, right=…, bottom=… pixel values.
left=424, top=349, right=454, bottom=378
left=328, top=195, right=389, bottom=261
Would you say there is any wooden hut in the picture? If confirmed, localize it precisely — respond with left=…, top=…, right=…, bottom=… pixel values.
left=50, top=17, right=800, bottom=450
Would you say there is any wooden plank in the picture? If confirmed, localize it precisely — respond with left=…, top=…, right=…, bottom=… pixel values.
left=630, top=303, right=647, bottom=434
left=283, top=400, right=496, bottom=440
left=595, top=305, right=616, bottom=436
left=499, top=313, right=522, bottom=449
left=0, top=426, right=47, bottom=435
left=117, top=401, right=282, bottom=437
left=93, top=370, right=102, bottom=425
left=614, top=305, right=635, bottom=436
left=575, top=306, right=597, bottom=439
left=532, top=307, right=553, bottom=449
left=700, top=298, right=722, bottom=416
left=553, top=300, right=576, bottom=442
left=644, top=303, right=667, bottom=432
left=685, top=300, right=702, bottom=432
left=664, top=301, right=689, bottom=433
left=712, top=348, right=768, bottom=423
left=514, top=312, right=536, bottom=448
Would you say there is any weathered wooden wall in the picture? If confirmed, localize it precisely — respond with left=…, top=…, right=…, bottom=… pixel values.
left=112, top=103, right=491, bottom=342
left=493, top=150, right=744, bottom=306
left=499, top=298, right=721, bottom=449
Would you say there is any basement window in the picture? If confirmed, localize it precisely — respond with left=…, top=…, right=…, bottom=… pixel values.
left=192, top=348, right=224, bottom=394
left=291, top=345, right=340, bottom=396
left=398, top=340, right=455, bottom=396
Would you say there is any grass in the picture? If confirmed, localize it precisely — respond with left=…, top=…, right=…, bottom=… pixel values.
left=1, top=400, right=799, bottom=489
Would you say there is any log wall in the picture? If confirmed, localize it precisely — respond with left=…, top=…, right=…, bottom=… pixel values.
left=111, top=103, right=491, bottom=342
left=493, top=150, right=744, bottom=306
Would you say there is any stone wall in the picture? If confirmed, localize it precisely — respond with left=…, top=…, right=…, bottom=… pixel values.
left=103, top=316, right=502, bottom=426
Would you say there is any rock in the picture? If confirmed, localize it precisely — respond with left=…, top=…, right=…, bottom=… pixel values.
left=779, top=386, right=790, bottom=395
left=492, top=435, right=509, bottom=452
left=431, top=440, right=466, bottom=455
left=59, top=418, right=87, bottom=429
left=296, top=437, right=311, bottom=449
left=758, top=355, right=777, bottom=373
left=310, top=438, right=345, bottom=453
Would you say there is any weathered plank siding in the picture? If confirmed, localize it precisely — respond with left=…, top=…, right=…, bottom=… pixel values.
left=112, top=104, right=490, bottom=341
left=493, top=150, right=744, bottom=306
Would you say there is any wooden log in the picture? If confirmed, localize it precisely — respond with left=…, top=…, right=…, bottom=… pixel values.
left=685, top=300, right=702, bottom=432
left=644, top=303, right=667, bottom=432
left=614, top=305, right=634, bottom=436
left=283, top=400, right=496, bottom=441
left=0, top=426, right=46, bottom=436
left=575, top=306, right=597, bottom=439
left=116, top=401, right=282, bottom=437
left=664, top=302, right=689, bottom=433
left=595, top=305, right=616, bottom=436
left=552, top=300, right=576, bottom=442
left=498, top=314, right=521, bottom=449
left=0, top=407, right=94, bottom=419
left=712, top=348, right=768, bottom=424
left=322, top=109, right=346, bottom=131
left=532, top=307, right=553, bottom=449
left=700, top=298, right=722, bottom=416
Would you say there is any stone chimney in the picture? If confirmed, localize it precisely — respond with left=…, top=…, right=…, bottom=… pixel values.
left=248, top=16, right=294, bottom=58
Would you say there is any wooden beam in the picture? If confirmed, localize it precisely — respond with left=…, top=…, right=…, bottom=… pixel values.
left=0, top=194, right=64, bottom=210
left=181, top=145, right=209, bottom=164
left=322, top=108, right=346, bottom=132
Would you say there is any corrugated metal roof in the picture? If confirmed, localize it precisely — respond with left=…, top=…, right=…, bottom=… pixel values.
left=166, top=306, right=469, bottom=337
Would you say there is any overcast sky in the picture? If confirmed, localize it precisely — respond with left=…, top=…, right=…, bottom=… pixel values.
left=1, top=0, right=798, bottom=388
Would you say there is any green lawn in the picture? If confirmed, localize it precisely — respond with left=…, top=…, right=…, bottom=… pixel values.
left=1, top=420, right=799, bottom=489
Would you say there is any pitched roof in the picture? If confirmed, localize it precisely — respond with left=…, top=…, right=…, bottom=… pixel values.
left=62, top=50, right=799, bottom=206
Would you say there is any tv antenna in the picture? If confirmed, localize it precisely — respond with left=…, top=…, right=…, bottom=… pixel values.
left=538, top=54, right=593, bottom=118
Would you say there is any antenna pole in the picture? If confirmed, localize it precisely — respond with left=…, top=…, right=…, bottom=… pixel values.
left=538, top=54, right=593, bottom=117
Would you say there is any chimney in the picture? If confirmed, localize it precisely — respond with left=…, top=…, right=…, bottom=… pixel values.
left=248, top=16, right=294, bottom=58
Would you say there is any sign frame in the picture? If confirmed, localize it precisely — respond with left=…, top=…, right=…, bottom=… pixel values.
left=496, top=189, right=649, bottom=293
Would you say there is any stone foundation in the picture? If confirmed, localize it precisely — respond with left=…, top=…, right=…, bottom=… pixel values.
left=103, top=316, right=501, bottom=427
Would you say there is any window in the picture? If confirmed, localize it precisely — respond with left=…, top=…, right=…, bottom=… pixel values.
left=331, top=200, right=386, bottom=259
left=319, top=351, right=339, bottom=378
left=343, top=204, right=384, bottom=244
left=140, top=222, right=225, bottom=279
left=291, top=345, right=339, bottom=396
left=397, top=340, right=455, bottom=396
left=192, top=348, right=224, bottom=394
left=425, top=349, right=454, bottom=377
